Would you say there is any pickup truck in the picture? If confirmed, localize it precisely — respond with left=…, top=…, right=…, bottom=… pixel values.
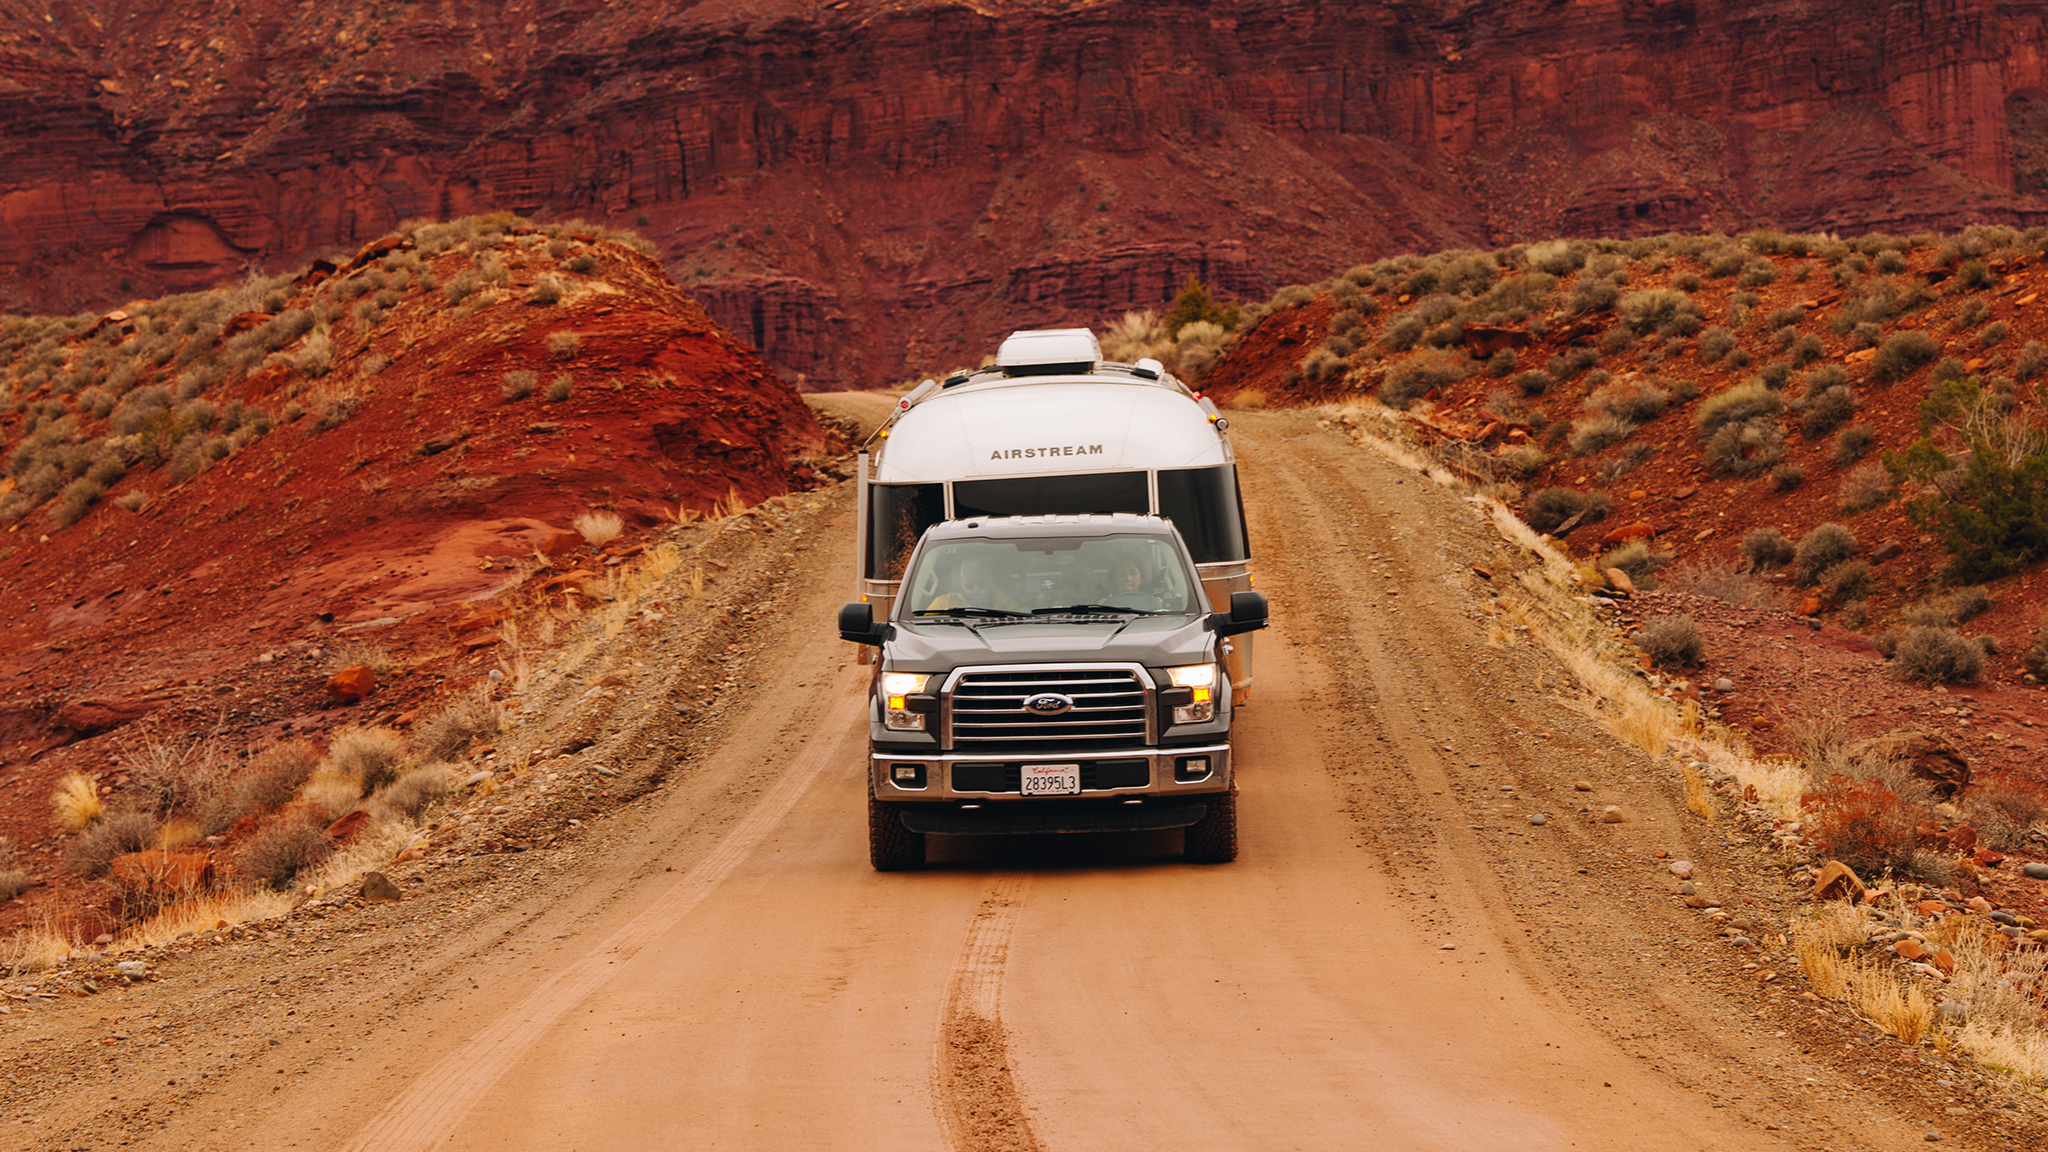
left=839, top=512, right=1267, bottom=869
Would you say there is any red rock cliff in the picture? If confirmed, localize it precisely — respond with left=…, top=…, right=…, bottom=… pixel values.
left=5, top=0, right=2048, bottom=387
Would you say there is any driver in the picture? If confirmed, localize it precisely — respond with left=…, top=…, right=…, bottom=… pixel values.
left=925, top=556, right=1020, bottom=611
left=1106, top=555, right=1163, bottom=610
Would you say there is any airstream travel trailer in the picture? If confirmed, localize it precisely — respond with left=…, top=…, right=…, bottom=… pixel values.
left=853, top=328, right=1257, bottom=695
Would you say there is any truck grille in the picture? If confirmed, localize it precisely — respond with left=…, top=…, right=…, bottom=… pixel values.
left=949, top=668, right=1149, bottom=749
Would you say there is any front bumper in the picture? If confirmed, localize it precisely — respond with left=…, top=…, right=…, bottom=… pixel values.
left=871, top=742, right=1230, bottom=802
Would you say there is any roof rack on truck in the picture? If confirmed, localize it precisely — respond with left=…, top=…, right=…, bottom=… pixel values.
left=853, top=328, right=1257, bottom=698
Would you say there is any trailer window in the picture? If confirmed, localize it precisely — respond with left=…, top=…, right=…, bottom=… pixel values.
left=953, top=471, right=1148, bottom=520
left=1157, top=465, right=1249, bottom=564
left=868, top=483, right=945, bottom=580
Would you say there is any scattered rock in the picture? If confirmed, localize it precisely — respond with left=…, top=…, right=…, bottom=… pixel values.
left=1680, top=881, right=1697, bottom=895
left=1713, top=678, right=1734, bottom=693
left=1599, top=806, right=1627, bottom=823
left=1729, top=935, right=1753, bottom=947
left=325, top=809, right=373, bottom=845
left=1604, top=568, right=1635, bottom=597
left=1600, top=521, right=1656, bottom=547
left=1529, top=814, right=1547, bottom=826
left=359, top=872, right=402, bottom=904
left=1668, top=860, right=1694, bottom=879
left=1573, top=780, right=1594, bottom=791
left=326, top=664, right=376, bottom=704
left=93, top=933, right=114, bottom=945
left=1930, top=950, right=1957, bottom=975
left=114, top=961, right=147, bottom=978
left=1812, top=860, right=1867, bottom=902
left=2023, top=862, right=2048, bottom=880
left=1895, top=939, right=1928, bottom=961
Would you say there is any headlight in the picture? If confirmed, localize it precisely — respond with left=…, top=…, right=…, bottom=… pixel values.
left=881, top=673, right=932, bottom=730
left=1166, top=664, right=1219, bottom=724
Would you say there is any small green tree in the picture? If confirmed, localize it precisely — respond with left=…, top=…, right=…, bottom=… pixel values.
left=1888, top=378, right=2048, bottom=580
left=1164, top=276, right=1240, bottom=339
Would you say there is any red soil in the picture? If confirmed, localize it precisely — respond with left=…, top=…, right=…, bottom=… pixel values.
left=0, top=224, right=828, bottom=927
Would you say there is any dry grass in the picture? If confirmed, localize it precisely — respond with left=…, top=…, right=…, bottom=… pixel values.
left=573, top=509, right=623, bottom=546
left=1856, top=962, right=1936, bottom=1044
left=116, top=887, right=294, bottom=950
left=1681, top=761, right=1715, bottom=820
left=325, top=726, right=409, bottom=794
left=327, top=640, right=397, bottom=675
left=50, top=771, right=102, bottom=831
left=4, top=916, right=81, bottom=974
left=380, top=763, right=465, bottom=817
left=299, top=767, right=364, bottom=821
left=412, top=690, right=503, bottom=762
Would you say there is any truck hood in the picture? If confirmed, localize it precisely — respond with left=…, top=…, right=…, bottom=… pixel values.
left=886, top=613, right=1215, bottom=670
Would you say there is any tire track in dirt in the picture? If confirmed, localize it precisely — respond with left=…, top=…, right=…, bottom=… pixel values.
left=934, top=874, right=1041, bottom=1152
left=338, top=674, right=867, bottom=1152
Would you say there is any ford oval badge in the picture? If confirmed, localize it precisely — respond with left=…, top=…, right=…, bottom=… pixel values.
left=1023, top=692, right=1073, bottom=716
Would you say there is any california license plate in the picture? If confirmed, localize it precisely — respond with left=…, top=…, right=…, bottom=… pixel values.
left=1020, top=763, right=1081, bottom=796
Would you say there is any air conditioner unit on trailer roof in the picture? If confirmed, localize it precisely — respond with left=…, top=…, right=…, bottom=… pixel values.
left=995, top=328, right=1101, bottom=376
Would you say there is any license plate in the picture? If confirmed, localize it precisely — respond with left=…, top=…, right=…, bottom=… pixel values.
left=1020, top=763, right=1081, bottom=796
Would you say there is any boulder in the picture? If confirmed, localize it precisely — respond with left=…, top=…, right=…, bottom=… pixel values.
left=1604, top=568, right=1635, bottom=597
left=1812, top=859, right=1866, bottom=902
left=1845, top=727, right=1970, bottom=799
left=360, top=871, right=403, bottom=903
left=325, top=809, right=373, bottom=844
left=327, top=665, right=375, bottom=704
left=1599, top=521, right=1657, bottom=547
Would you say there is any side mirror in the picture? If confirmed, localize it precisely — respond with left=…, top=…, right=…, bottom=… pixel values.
left=838, top=602, right=890, bottom=645
left=1208, top=590, right=1268, bottom=637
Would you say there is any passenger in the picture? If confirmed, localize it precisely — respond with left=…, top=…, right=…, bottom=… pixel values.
left=925, top=556, right=1021, bottom=611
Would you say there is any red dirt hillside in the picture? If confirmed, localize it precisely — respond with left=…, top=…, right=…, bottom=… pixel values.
left=0, top=214, right=826, bottom=912
left=1202, top=229, right=2048, bottom=796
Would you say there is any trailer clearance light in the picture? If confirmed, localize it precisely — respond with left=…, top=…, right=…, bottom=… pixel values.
left=882, top=673, right=932, bottom=730
left=1166, top=664, right=1218, bottom=724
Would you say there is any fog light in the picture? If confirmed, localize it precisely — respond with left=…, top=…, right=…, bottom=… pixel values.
left=1174, top=756, right=1212, bottom=783
left=889, top=762, right=927, bottom=790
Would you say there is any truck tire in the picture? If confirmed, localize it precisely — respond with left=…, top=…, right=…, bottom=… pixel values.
left=869, top=794, right=926, bottom=871
left=1183, top=785, right=1238, bottom=863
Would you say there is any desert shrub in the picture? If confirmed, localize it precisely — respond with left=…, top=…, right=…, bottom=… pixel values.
left=381, top=764, right=466, bottom=817
left=1891, top=626, right=1984, bottom=684
left=502, top=370, right=538, bottom=401
left=1569, top=276, right=1622, bottom=315
left=1696, top=326, right=1737, bottom=363
left=1597, top=537, right=1662, bottom=578
left=566, top=253, right=599, bottom=275
left=1757, top=361, right=1795, bottom=391
left=1871, top=330, right=1939, bottom=382
left=1587, top=379, right=1669, bottom=423
left=1637, top=615, right=1705, bottom=666
left=63, top=811, right=159, bottom=878
left=1800, top=775, right=1926, bottom=878
left=0, top=868, right=26, bottom=902
left=1737, top=260, right=1779, bottom=287
left=1792, top=523, right=1859, bottom=583
left=1964, top=777, right=2048, bottom=850
left=1485, top=348, right=1516, bottom=376
left=1820, top=559, right=1873, bottom=601
left=1948, top=585, right=1994, bottom=622
left=1978, top=320, right=2009, bottom=349
left=1380, top=350, right=1467, bottom=409
left=1838, top=463, right=1892, bottom=512
left=1695, top=381, right=1785, bottom=438
left=50, top=772, right=103, bottom=832
left=124, top=736, right=228, bottom=817
left=573, top=509, right=623, bottom=547
left=234, top=740, right=321, bottom=814
left=1799, top=385, right=1858, bottom=438
left=548, top=331, right=581, bottom=360
left=238, top=815, right=335, bottom=889
left=1771, top=463, right=1805, bottom=490
left=1300, top=346, right=1346, bottom=382
left=1929, top=355, right=1970, bottom=388
left=1378, top=312, right=1426, bottom=352
left=2015, top=339, right=2048, bottom=381
left=1513, top=368, right=1554, bottom=396
left=1568, top=413, right=1635, bottom=456
left=1703, top=416, right=1784, bottom=476
left=545, top=374, right=573, bottom=402
left=1618, top=289, right=1704, bottom=336
left=1268, top=284, right=1313, bottom=311
left=1525, top=487, right=1610, bottom=533
left=2028, top=618, right=2048, bottom=678
left=298, top=769, right=362, bottom=822
left=443, top=270, right=482, bottom=304
left=1832, top=423, right=1876, bottom=465
left=1873, top=249, right=1908, bottom=273
left=411, top=691, right=504, bottom=760
left=1500, top=445, right=1548, bottom=475
left=326, top=727, right=408, bottom=796
left=529, top=276, right=565, bottom=305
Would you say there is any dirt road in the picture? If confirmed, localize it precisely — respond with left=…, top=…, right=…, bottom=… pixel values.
left=17, top=406, right=1999, bottom=1150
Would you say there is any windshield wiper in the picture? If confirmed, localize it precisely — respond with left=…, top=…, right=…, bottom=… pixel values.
left=913, top=606, right=1030, bottom=618
left=1030, top=604, right=1157, bottom=616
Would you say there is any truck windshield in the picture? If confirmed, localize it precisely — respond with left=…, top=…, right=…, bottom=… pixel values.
left=904, top=534, right=1198, bottom=615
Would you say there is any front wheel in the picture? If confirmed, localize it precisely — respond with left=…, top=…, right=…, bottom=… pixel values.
left=1183, top=784, right=1238, bottom=863
left=869, top=794, right=926, bottom=871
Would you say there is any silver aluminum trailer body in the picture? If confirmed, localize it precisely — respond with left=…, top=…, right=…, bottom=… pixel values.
left=853, top=330, right=1256, bottom=696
